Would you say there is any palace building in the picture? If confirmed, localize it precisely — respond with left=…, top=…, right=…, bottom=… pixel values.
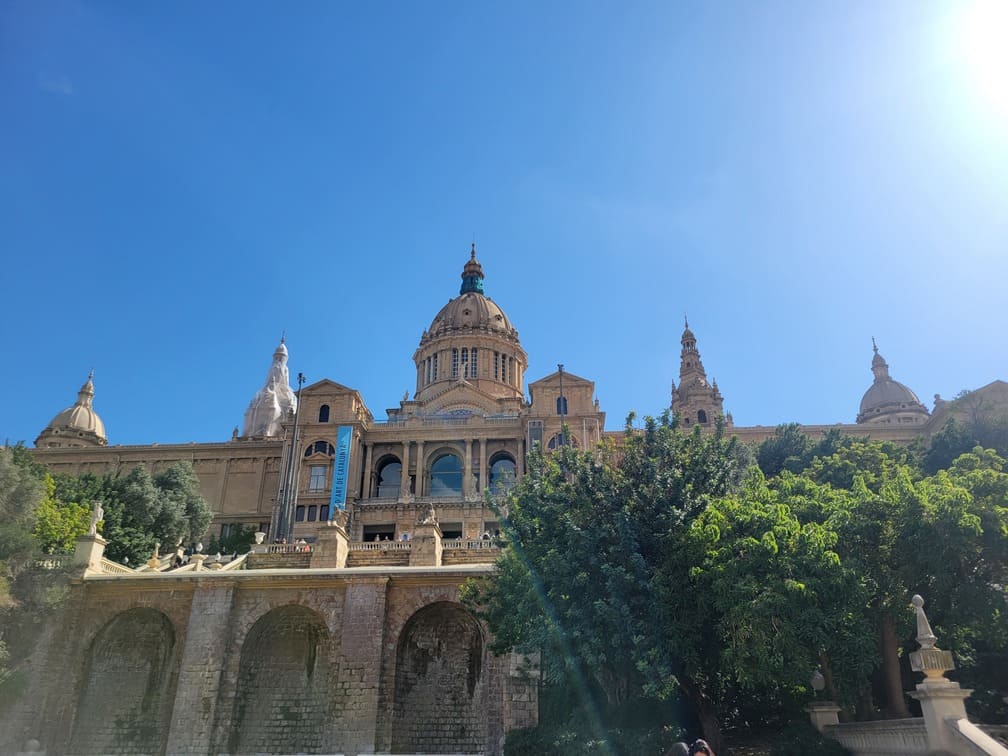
left=30, top=245, right=981, bottom=547
left=10, top=247, right=1006, bottom=756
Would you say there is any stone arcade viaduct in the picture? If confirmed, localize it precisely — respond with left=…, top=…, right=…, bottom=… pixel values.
left=3, top=526, right=538, bottom=756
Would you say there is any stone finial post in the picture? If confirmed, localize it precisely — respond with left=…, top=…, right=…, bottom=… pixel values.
left=806, top=669, right=841, bottom=732
left=147, top=541, right=161, bottom=570
left=312, top=518, right=349, bottom=568
left=72, top=533, right=107, bottom=574
left=907, top=595, right=972, bottom=753
left=410, top=506, right=443, bottom=567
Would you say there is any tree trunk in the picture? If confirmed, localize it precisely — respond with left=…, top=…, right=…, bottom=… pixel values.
left=678, top=674, right=724, bottom=755
left=880, top=615, right=910, bottom=718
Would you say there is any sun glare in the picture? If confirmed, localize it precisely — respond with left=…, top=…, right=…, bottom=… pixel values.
left=957, top=0, right=1008, bottom=119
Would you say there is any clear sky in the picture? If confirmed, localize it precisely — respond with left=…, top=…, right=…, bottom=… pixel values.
left=2, top=1, right=1006, bottom=446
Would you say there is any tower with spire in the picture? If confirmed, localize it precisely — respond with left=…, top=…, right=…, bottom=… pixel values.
left=670, top=319, right=730, bottom=427
left=242, top=336, right=299, bottom=437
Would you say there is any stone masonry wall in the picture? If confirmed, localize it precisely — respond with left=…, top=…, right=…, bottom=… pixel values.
left=68, top=607, right=178, bottom=755
left=8, top=566, right=519, bottom=756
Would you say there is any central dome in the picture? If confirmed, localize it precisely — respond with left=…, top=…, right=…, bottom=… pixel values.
left=424, top=292, right=518, bottom=343
left=412, top=246, right=527, bottom=407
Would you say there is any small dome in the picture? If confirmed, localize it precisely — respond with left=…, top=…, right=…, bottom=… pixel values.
left=36, top=371, right=107, bottom=447
left=856, top=342, right=929, bottom=424
left=858, top=379, right=926, bottom=417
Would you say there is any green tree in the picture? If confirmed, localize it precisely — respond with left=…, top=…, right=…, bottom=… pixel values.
left=53, top=462, right=213, bottom=565
left=0, top=447, right=45, bottom=604
left=789, top=442, right=1008, bottom=719
left=469, top=417, right=883, bottom=752
left=32, top=481, right=90, bottom=554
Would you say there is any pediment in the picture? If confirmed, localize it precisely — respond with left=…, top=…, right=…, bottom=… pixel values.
left=420, top=380, right=513, bottom=415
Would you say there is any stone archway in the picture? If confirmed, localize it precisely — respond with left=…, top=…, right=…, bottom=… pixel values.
left=69, top=607, right=177, bottom=755
left=391, top=602, right=486, bottom=754
left=227, top=604, right=332, bottom=755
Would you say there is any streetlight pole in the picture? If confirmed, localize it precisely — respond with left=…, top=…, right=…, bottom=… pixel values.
left=275, top=372, right=305, bottom=543
left=557, top=363, right=566, bottom=446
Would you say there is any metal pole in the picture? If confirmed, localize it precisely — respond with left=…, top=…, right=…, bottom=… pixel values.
left=557, top=363, right=566, bottom=446
left=281, top=372, right=306, bottom=543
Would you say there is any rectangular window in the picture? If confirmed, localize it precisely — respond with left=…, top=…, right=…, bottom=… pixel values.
left=309, top=465, right=327, bottom=491
left=295, top=505, right=306, bottom=522
left=494, top=351, right=499, bottom=380
left=528, top=420, right=544, bottom=448
left=259, top=522, right=270, bottom=535
left=363, top=524, right=396, bottom=541
left=441, top=522, right=464, bottom=539
left=461, top=348, right=468, bottom=377
left=432, top=353, right=438, bottom=380
left=320, top=504, right=330, bottom=521
left=471, top=348, right=478, bottom=376
left=452, top=348, right=459, bottom=378
left=307, top=505, right=317, bottom=521
left=221, top=523, right=235, bottom=539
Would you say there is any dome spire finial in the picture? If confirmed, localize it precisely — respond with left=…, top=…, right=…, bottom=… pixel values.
left=872, top=336, right=878, bottom=354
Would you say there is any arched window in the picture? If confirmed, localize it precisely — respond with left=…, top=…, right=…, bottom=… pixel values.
left=697, top=409, right=708, bottom=424
left=489, top=455, right=516, bottom=495
left=304, top=441, right=335, bottom=457
left=377, top=459, right=401, bottom=498
left=318, top=405, right=330, bottom=423
left=547, top=433, right=579, bottom=450
left=429, top=453, right=463, bottom=496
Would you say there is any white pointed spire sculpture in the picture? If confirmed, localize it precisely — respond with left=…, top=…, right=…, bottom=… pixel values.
left=242, top=337, right=298, bottom=437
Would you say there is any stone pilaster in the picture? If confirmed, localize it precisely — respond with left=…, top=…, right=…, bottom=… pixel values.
left=363, top=442, right=373, bottom=498
left=415, top=440, right=425, bottom=496
left=479, top=438, right=487, bottom=493
left=164, top=581, right=237, bottom=755
left=463, top=438, right=473, bottom=497
left=335, top=577, right=390, bottom=755
left=399, top=441, right=411, bottom=500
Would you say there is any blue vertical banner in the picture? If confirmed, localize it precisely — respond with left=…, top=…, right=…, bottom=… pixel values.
left=330, top=425, right=353, bottom=510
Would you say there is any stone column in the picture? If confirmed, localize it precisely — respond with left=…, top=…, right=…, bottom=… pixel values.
left=363, top=443, right=373, bottom=498
left=163, top=580, right=237, bottom=755
left=516, top=440, right=524, bottom=482
left=399, top=440, right=410, bottom=500
left=335, top=577, right=390, bottom=755
left=463, top=439, right=473, bottom=497
left=479, top=438, right=488, bottom=493
left=415, top=440, right=425, bottom=497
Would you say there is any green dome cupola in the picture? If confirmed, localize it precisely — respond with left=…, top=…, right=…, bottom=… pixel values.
left=460, top=243, right=485, bottom=294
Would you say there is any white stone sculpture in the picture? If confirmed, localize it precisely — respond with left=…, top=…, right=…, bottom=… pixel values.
left=242, top=338, right=298, bottom=437
left=87, top=501, right=104, bottom=536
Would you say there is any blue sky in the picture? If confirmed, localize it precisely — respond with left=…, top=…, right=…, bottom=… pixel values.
left=2, top=1, right=1006, bottom=446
